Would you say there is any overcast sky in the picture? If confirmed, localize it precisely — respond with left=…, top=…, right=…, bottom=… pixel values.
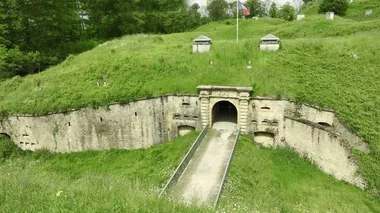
left=186, top=0, right=294, bottom=14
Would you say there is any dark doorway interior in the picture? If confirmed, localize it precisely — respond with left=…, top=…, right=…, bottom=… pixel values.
left=212, top=101, right=238, bottom=124
left=0, top=133, right=11, bottom=139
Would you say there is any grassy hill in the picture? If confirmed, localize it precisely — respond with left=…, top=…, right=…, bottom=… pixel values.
left=1, top=1, right=380, bottom=211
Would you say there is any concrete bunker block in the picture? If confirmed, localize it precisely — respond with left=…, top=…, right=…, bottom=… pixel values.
left=365, top=9, right=373, bottom=16
left=297, top=14, right=305, bottom=20
left=326, top=12, right=334, bottom=20
left=193, top=35, right=212, bottom=53
left=260, top=34, right=280, bottom=51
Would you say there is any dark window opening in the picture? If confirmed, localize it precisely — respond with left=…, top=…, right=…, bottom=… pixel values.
left=22, top=133, right=29, bottom=137
left=173, top=114, right=180, bottom=119
left=261, top=106, right=270, bottom=110
left=184, top=115, right=189, bottom=118
left=68, top=122, right=71, bottom=126
left=193, top=116, right=198, bottom=119
left=135, top=112, right=137, bottom=116
left=317, top=122, right=332, bottom=128
left=182, top=102, right=190, bottom=106
left=0, top=133, right=11, bottom=139
left=100, top=117, right=103, bottom=122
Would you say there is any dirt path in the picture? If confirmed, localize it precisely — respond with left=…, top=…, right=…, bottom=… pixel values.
left=171, top=122, right=237, bottom=206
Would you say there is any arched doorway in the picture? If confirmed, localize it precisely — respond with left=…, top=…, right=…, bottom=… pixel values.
left=178, top=125, right=195, bottom=136
left=0, top=133, right=11, bottom=139
left=212, top=101, right=238, bottom=126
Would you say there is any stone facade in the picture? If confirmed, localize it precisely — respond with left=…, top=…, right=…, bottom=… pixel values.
left=0, top=95, right=201, bottom=152
left=0, top=86, right=369, bottom=188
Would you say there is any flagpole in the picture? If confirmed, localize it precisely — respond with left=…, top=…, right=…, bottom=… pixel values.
left=236, top=0, right=239, bottom=42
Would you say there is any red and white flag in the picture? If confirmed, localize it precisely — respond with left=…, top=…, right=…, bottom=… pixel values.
left=238, top=1, right=250, bottom=16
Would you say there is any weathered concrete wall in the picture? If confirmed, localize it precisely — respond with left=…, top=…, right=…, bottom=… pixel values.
left=259, top=44, right=280, bottom=51
left=247, top=99, right=286, bottom=146
left=0, top=95, right=201, bottom=152
left=192, top=44, right=210, bottom=53
left=0, top=87, right=369, bottom=188
left=283, top=117, right=366, bottom=188
left=243, top=97, right=368, bottom=187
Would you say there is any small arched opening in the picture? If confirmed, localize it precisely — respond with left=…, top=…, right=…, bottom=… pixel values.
left=212, top=101, right=238, bottom=125
left=178, top=125, right=195, bottom=136
left=0, top=133, right=11, bottom=140
left=253, top=131, right=275, bottom=146
left=317, top=122, right=332, bottom=128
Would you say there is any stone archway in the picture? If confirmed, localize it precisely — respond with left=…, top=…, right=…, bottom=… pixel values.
left=197, top=85, right=252, bottom=133
left=178, top=125, right=196, bottom=136
left=0, top=133, right=11, bottom=139
left=211, top=101, right=238, bottom=125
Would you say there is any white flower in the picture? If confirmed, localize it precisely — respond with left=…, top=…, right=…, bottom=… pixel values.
left=56, top=191, right=64, bottom=197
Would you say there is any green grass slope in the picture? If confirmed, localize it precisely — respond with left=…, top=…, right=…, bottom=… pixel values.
left=346, top=0, right=380, bottom=21
left=0, top=2, right=380, bottom=209
left=219, top=136, right=380, bottom=213
left=1, top=133, right=378, bottom=212
left=301, top=0, right=380, bottom=21
left=0, top=132, right=208, bottom=212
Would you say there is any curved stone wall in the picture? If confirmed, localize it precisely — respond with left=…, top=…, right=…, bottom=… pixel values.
left=0, top=95, right=201, bottom=152
left=0, top=88, right=369, bottom=188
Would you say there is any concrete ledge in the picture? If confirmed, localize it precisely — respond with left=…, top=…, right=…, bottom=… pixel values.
left=213, top=129, right=241, bottom=207
left=197, top=85, right=252, bottom=92
left=159, top=126, right=209, bottom=197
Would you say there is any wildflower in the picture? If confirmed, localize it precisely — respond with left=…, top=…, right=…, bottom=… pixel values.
left=56, top=191, right=64, bottom=197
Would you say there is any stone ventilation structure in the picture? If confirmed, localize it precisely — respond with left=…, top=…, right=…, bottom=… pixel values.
left=260, top=34, right=280, bottom=51
left=0, top=85, right=369, bottom=188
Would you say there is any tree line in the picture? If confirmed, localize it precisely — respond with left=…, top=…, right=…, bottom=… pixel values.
left=0, top=0, right=349, bottom=79
left=0, top=0, right=206, bottom=79
left=206, top=0, right=348, bottom=22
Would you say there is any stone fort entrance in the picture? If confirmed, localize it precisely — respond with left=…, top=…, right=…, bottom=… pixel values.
left=212, top=101, right=238, bottom=125
left=197, top=85, right=252, bottom=132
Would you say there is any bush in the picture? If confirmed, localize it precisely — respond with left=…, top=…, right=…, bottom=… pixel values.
left=318, top=0, right=348, bottom=16
left=277, top=3, right=295, bottom=21
left=0, top=135, right=24, bottom=161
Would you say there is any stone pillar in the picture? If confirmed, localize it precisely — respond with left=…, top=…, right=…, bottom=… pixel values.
left=199, top=91, right=210, bottom=128
left=238, top=91, right=250, bottom=133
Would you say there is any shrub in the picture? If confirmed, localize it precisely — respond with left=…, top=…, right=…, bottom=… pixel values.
left=318, top=0, right=348, bottom=16
left=277, top=3, right=296, bottom=21
left=0, top=135, right=24, bottom=161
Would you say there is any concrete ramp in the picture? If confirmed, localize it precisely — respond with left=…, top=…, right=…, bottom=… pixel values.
left=164, top=122, right=239, bottom=206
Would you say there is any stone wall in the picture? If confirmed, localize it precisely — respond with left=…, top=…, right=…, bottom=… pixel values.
left=0, top=95, right=201, bottom=152
left=0, top=90, right=369, bottom=188
left=284, top=117, right=366, bottom=188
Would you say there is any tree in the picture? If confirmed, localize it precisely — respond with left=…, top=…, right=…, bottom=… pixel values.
left=269, top=3, right=277, bottom=18
left=292, top=0, right=303, bottom=13
left=245, top=0, right=266, bottom=17
left=206, top=0, right=229, bottom=21
left=318, top=0, right=348, bottom=16
left=264, top=0, right=272, bottom=15
left=277, top=3, right=295, bottom=21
